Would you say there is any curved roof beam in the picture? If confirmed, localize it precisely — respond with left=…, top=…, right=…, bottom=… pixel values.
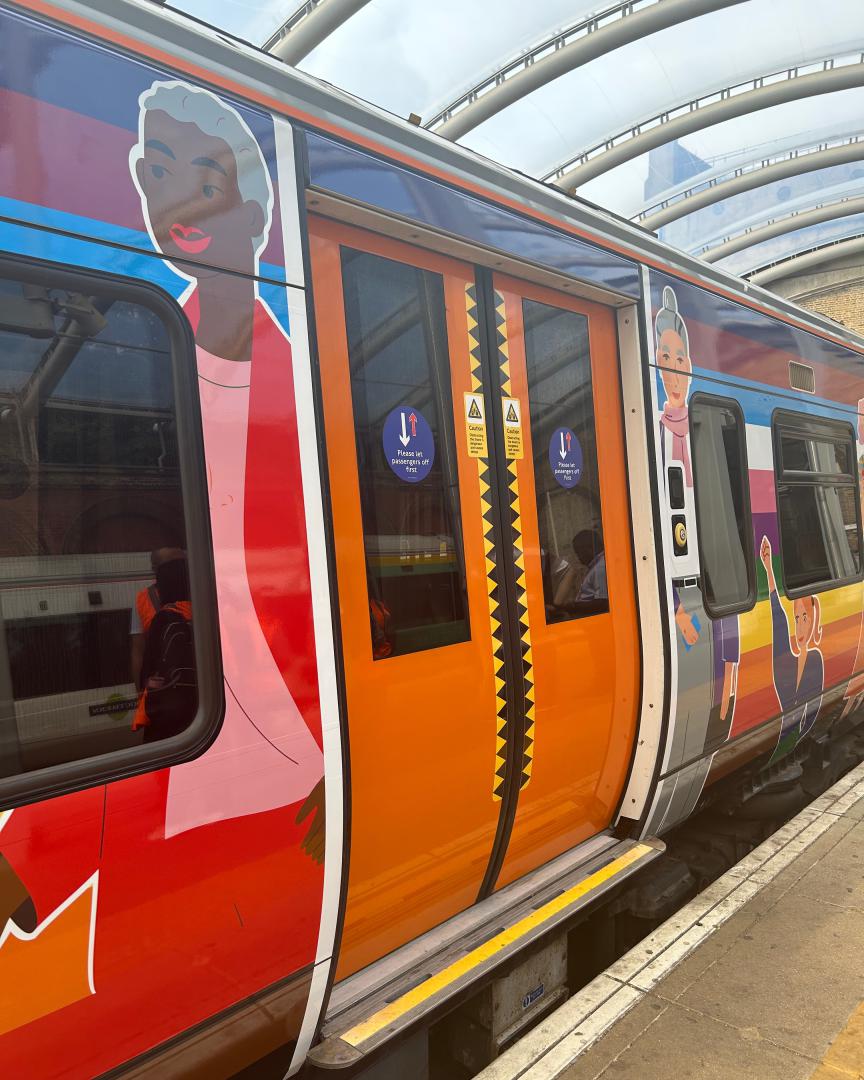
left=548, top=55, right=864, bottom=193
left=699, top=196, right=864, bottom=263
left=428, top=0, right=747, bottom=141
left=639, top=138, right=864, bottom=231
left=747, top=234, right=864, bottom=286
left=264, top=0, right=372, bottom=64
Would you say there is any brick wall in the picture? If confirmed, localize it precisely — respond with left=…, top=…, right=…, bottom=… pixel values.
left=798, top=282, right=864, bottom=336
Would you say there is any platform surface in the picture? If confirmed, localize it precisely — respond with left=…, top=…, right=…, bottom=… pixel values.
left=477, top=759, right=864, bottom=1080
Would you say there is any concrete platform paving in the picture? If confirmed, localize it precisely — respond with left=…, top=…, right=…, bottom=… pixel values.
left=476, top=760, right=864, bottom=1080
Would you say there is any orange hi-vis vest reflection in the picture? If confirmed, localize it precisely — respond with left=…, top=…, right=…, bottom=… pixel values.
left=137, top=584, right=159, bottom=634
left=132, top=584, right=159, bottom=731
left=370, top=598, right=392, bottom=659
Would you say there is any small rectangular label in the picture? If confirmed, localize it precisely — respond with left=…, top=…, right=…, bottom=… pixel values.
left=464, top=392, right=488, bottom=458
left=89, top=697, right=139, bottom=717
left=522, top=982, right=544, bottom=1009
left=502, top=396, right=523, bottom=459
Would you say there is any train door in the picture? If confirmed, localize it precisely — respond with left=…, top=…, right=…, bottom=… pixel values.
left=309, top=218, right=639, bottom=977
left=487, top=275, right=639, bottom=888
left=310, top=219, right=504, bottom=977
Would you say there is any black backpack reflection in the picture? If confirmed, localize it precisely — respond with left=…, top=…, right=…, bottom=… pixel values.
left=143, top=558, right=197, bottom=740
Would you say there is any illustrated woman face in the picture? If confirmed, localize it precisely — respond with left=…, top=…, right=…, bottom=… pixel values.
left=658, top=328, right=691, bottom=408
left=793, top=596, right=816, bottom=652
left=135, top=108, right=265, bottom=278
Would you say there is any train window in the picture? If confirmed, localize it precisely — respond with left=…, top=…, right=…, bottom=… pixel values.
left=340, top=247, right=470, bottom=658
left=0, top=259, right=217, bottom=802
left=690, top=396, right=755, bottom=616
left=522, top=299, right=608, bottom=624
left=773, top=412, right=863, bottom=595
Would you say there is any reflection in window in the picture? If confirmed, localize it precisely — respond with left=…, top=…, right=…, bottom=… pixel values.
left=522, top=299, right=607, bottom=623
left=0, top=272, right=194, bottom=778
left=774, top=415, right=862, bottom=594
left=690, top=398, right=754, bottom=614
left=340, top=248, right=469, bottom=657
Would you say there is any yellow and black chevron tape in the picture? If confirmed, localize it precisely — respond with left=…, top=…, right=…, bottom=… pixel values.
left=465, top=284, right=509, bottom=801
left=494, top=291, right=534, bottom=790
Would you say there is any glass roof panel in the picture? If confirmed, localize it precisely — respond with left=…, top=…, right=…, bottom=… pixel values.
left=660, top=167, right=864, bottom=256
left=457, top=0, right=862, bottom=179
left=298, top=0, right=600, bottom=121
left=171, top=1, right=861, bottom=162
left=717, top=214, right=864, bottom=276
left=171, top=0, right=603, bottom=118
left=635, top=132, right=864, bottom=225
left=578, top=88, right=864, bottom=218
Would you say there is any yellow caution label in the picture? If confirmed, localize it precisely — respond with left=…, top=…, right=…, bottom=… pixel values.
left=502, top=396, right=524, bottom=459
left=464, top=392, right=488, bottom=458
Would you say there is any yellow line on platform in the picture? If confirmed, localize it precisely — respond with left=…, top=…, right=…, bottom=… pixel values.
left=811, top=999, right=864, bottom=1079
left=341, top=843, right=655, bottom=1048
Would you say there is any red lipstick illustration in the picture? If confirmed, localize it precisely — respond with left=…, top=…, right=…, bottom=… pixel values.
left=169, top=223, right=212, bottom=255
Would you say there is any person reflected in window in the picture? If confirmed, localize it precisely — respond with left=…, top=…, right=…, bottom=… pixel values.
left=139, top=555, right=195, bottom=742
left=572, top=529, right=607, bottom=603
left=370, top=596, right=393, bottom=660
left=130, top=546, right=185, bottom=731
left=131, top=80, right=324, bottom=851
left=760, top=536, right=824, bottom=755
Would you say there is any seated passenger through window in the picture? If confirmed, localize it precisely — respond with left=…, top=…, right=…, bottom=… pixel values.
left=541, top=547, right=580, bottom=613
left=573, top=529, right=607, bottom=603
left=544, top=530, right=607, bottom=616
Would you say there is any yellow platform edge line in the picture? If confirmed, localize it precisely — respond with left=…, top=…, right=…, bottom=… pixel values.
left=811, top=998, right=864, bottom=1079
left=341, top=842, right=655, bottom=1048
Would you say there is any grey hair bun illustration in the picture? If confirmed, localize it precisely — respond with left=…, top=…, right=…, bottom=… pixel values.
left=655, top=284, right=689, bottom=354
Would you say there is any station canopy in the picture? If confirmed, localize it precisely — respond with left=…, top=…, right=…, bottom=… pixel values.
left=168, top=0, right=864, bottom=283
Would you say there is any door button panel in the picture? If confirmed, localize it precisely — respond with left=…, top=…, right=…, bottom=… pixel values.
left=667, top=466, right=685, bottom=510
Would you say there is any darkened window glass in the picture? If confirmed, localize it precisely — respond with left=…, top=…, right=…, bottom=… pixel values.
left=690, top=397, right=754, bottom=615
left=0, top=273, right=196, bottom=779
left=522, top=299, right=607, bottom=624
left=774, top=414, right=862, bottom=595
left=340, top=248, right=469, bottom=657
left=780, top=433, right=853, bottom=476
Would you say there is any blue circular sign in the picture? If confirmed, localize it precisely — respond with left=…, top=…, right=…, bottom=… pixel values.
left=549, top=427, right=582, bottom=489
left=382, top=406, right=435, bottom=483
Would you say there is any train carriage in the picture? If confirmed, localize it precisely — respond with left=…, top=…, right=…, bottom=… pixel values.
left=0, top=1, right=863, bottom=1076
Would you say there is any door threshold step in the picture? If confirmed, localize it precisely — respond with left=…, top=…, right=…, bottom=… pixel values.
left=308, top=834, right=663, bottom=1069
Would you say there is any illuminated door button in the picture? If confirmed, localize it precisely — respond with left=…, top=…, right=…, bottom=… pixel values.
left=672, top=516, right=688, bottom=556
